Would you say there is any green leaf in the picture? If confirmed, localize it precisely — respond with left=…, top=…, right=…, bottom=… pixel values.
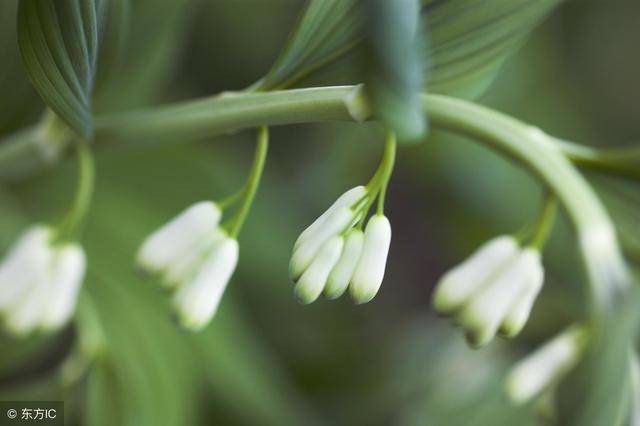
left=18, top=0, right=102, bottom=139
left=255, top=0, right=362, bottom=91
left=423, top=0, right=560, bottom=99
left=258, top=0, right=560, bottom=100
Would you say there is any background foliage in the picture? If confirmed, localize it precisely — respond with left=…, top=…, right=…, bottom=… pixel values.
left=1, top=0, right=640, bottom=425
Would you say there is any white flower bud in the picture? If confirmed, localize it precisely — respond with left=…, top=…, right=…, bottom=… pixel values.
left=4, top=276, right=52, bottom=336
left=294, top=236, right=344, bottom=304
left=0, top=227, right=87, bottom=336
left=162, top=230, right=225, bottom=289
left=460, top=249, right=542, bottom=347
left=137, top=202, right=221, bottom=275
left=294, top=186, right=366, bottom=249
left=172, top=236, right=239, bottom=331
left=499, top=260, right=544, bottom=337
left=325, top=230, right=364, bottom=299
left=289, top=207, right=355, bottom=280
left=433, top=236, right=518, bottom=314
left=0, top=226, right=53, bottom=310
left=350, top=215, right=391, bottom=304
left=40, top=244, right=87, bottom=331
left=505, top=325, right=587, bottom=405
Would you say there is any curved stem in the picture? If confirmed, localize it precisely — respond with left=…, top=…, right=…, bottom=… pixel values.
left=227, top=127, right=269, bottom=238
left=529, top=192, right=557, bottom=249
left=422, top=94, right=630, bottom=314
left=56, top=142, right=95, bottom=242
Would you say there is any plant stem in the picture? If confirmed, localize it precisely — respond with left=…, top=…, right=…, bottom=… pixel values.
left=376, top=131, right=396, bottom=214
left=227, top=127, right=269, bottom=238
left=94, top=86, right=369, bottom=148
left=57, top=141, right=95, bottom=242
left=555, top=138, right=640, bottom=181
left=529, top=192, right=557, bottom=249
left=1, top=86, right=638, bottom=182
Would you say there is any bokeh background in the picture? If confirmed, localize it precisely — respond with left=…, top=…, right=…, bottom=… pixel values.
left=1, top=0, right=640, bottom=425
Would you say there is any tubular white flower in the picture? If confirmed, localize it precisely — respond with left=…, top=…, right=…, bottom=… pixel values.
left=40, top=244, right=87, bottom=331
left=350, top=215, right=392, bottom=304
left=289, top=207, right=356, bottom=280
left=4, top=274, right=52, bottom=336
left=172, top=236, right=239, bottom=331
left=499, top=260, right=544, bottom=337
left=459, top=249, right=542, bottom=347
left=0, top=226, right=53, bottom=310
left=433, top=236, right=518, bottom=314
left=137, top=201, right=221, bottom=275
left=162, top=230, right=225, bottom=289
left=0, top=226, right=87, bottom=336
left=505, top=325, right=587, bottom=405
left=433, top=235, right=546, bottom=348
left=294, top=186, right=366, bottom=249
left=295, top=236, right=344, bottom=304
left=325, top=230, right=364, bottom=299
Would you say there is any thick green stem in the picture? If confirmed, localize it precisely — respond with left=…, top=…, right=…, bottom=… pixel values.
left=93, top=86, right=369, bottom=148
left=1, top=86, right=638, bottom=181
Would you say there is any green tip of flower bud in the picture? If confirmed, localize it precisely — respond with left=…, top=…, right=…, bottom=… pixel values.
left=462, top=325, right=493, bottom=349
left=350, top=289, right=377, bottom=305
left=294, top=284, right=319, bottom=305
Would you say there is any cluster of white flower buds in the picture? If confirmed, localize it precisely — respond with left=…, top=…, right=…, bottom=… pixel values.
left=137, top=202, right=238, bottom=331
left=505, top=325, right=587, bottom=405
left=290, top=186, right=392, bottom=304
left=0, top=225, right=86, bottom=336
left=433, top=235, right=544, bottom=347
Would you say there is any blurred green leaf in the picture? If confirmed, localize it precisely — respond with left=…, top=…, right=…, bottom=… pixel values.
left=68, top=146, right=321, bottom=426
left=86, top=359, right=127, bottom=426
left=94, top=0, right=130, bottom=93
left=18, top=0, right=103, bottom=139
left=259, top=0, right=560, bottom=100
left=93, top=0, right=193, bottom=111
left=0, top=1, right=41, bottom=135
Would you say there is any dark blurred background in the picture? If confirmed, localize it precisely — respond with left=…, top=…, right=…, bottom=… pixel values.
left=1, top=0, right=640, bottom=425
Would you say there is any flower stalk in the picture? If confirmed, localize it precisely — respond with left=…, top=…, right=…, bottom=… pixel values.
left=57, top=141, right=95, bottom=242
left=225, top=127, right=269, bottom=238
